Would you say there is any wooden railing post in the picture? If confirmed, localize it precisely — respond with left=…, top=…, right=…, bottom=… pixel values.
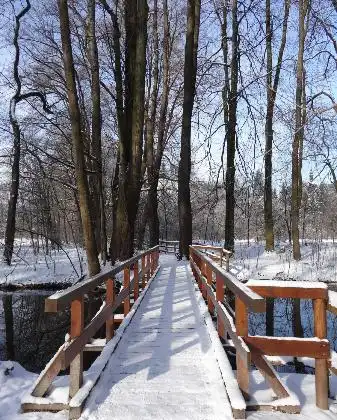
left=226, top=254, right=229, bottom=272
left=105, top=278, right=115, bottom=341
left=69, top=297, right=84, bottom=398
left=314, top=298, right=329, bottom=410
left=220, top=249, right=223, bottom=267
left=123, top=267, right=130, bottom=316
left=206, top=263, right=214, bottom=315
left=201, top=261, right=207, bottom=300
left=134, top=262, right=139, bottom=301
left=216, top=273, right=225, bottom=339
left=141, top=255, right=146, bottom=289
left=151, top=252, right=155, bottom=275
left=147, top=253, right=151, bottom=282
left=235, top=296, right=249, bottom=400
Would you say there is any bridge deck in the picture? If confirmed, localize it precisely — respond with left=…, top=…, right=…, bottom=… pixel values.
left=81, top=256, right=232, bottom=420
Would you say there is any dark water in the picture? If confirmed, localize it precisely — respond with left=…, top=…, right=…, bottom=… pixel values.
left=0, top=291, right=70, bottom=373
left=249, top=297, right=337, bottom=352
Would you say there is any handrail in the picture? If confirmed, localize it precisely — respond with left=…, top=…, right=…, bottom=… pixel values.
left=192, top=244, right=232, bottom=269
left=190, top=246, right=265, bottom=312
left=31, top=245, right=160, bottom=409
left=45, top=245, right=159, bottom=312
left=189, top=244, right=331, bottom=412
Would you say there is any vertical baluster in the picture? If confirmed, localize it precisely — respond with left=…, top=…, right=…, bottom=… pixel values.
left=206, top=264, right=214, bottom=315
left=69, top=297, right=84, bottom=398
left=124, top=267, right=130, bottom=316
left=141, top=255, right=146, bottom=289
left=147, top=253, right=151, bottom=281
left=216, top=273, right=225, bottom=339
left=134, top=261, right=139, bottom=301
left=105, top=278, right=115, bottom=341
left=226, top=253, right=230, bottom=272
left=314, top=298, right=329, bottom=410
left=235, top=297, right=249, bottom=400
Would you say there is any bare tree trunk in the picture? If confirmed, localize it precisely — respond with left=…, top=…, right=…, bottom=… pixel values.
left=87, top=0, right=107, bottom=264
left=58, top=0, right=100, bottom=276
left=139, top=0, right=170, bottom=249
left=178, top=0, right=201, bottom=258
left=110, top=0, right=148, bottom=261
left=224, top=0, right=239, bottom=252
left=291, top=0, right=309, bottom=261
left=264, top=0, right=290, bottom=251
left=4, top=1, right=51, bottom=265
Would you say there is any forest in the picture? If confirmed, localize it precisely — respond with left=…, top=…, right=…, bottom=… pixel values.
left=0, top=0, right=337, bottom=279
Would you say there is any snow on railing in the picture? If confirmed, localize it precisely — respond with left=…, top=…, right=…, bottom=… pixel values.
left=189, top=245, right=332, bottom=416
left=22, top=246, right=160, bottom=419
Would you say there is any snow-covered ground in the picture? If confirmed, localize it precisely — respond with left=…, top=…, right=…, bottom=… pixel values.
left=0, top=241, right=86, bottom=288
left=229, top=241, right=337, bottom=283
left=0, top=361, right=66, bottom=420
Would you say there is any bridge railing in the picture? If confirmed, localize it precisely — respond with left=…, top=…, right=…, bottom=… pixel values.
left=29, top=245, right=159, bottom=411
left=159, top=239, right=179, bottom=254
left=191, top=244, right=232, bottom=270
left=189, top=245, right=332, bottom=415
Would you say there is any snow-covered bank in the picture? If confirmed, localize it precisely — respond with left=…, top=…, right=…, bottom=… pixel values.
left=0, top=361, right=66, bottom=420
left=0, top=242, right=86, bottom=288
left=230, top=241, right=337, bottom=283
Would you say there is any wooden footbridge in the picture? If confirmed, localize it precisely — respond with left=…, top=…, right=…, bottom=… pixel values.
left=22, top=243, right=337, bottom=419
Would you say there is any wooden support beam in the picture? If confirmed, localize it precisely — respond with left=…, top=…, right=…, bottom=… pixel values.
left=123, top=267, right=131, bottom=316
left=134, top=262, right=139, bottom=302
left=235, top=297, right=250, bottom=400
left=244, top=336, right=330, bottom=359
left=141, top=255, right=146, bottom=289
left=216, top=273, right=225, bottom=339
left=105, top=278, right=114, bottom=341
left=314, top=298, right=329, bottom=410
left=251, top=352, right=289, bottom=399
left=31, top=343, right=65, bottom=397
left=69, top=297, right=84, bottom=398
left=206, top=264, right=215, bottom=315
left=217, top=302, right=250, bottom=367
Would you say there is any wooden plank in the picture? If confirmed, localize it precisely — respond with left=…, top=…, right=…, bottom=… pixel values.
left=314, top=298, right=329, bottom=410
left=247, top=280, right=328, bottom=300
left=251, top=352, right=289, bottom=398
left=134, top=262, right=139, bottom=301
left=105, top=278, right=114, bottom=341
left=45, top=245, right=159, bottom=312
left=217, top=302, right=250, bottom=367
left=328, top=290, right=337, bottom=315
left=235, top=297, right=249, bottom=400
left=123, top=267, right=131, bottom=316
left=141, top=255, right=146, bottom=289
left=206, top=263, right=215, bottom=314
left=22, top=402, right=69, bottom=413
left=244, top=336, right=330, bottom=358
left=69, top=298, right=84, bottom=398
left=190, top=247, right=265, bottom=312
left=31, top=343, right=65, bottom=397
left=216, top=273, right=225, bottom=338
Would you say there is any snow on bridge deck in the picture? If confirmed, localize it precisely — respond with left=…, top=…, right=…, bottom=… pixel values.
left=81, top=256, right=233, bottom=420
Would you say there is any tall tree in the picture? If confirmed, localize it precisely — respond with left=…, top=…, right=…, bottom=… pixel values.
left=4, top=0, right=52, bottom=265
left=138, top=0, right=172, bottom=248
left=264, top=0, right=290, bottom=252
left=291, top=0, right=309, bottom=261
left=107, top=0, right=149, bottom=261
left=58, top=0, right=100, bottom=276
left=224, top=0, right=239, bottom=251
left=178, top=0, right=201, bottom=258
left=86, top=0, right=107, bottom=263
